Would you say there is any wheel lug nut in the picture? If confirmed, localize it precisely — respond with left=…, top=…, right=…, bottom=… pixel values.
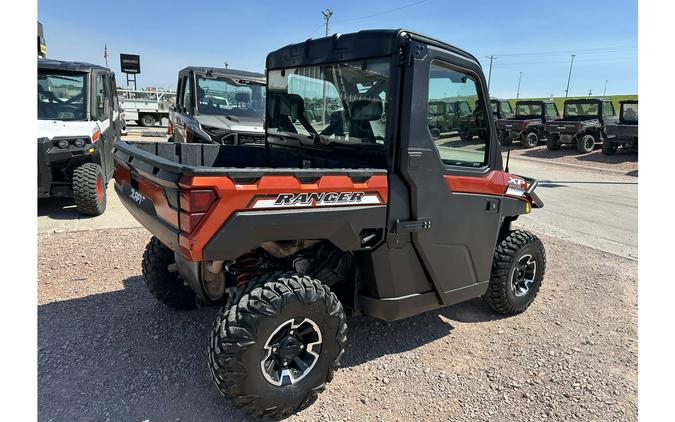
left=283, top=361, right=288, bottom=366
left=289, top=330, right=294, bottom=335
left=272, top=347, right=277, bottom=352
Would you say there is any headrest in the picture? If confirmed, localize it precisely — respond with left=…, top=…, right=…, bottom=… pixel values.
left=235, top=92, right=250, bottom=103
left=271, top=92, right=305, bottom=119
left=350, top=100, right=383, bottom=121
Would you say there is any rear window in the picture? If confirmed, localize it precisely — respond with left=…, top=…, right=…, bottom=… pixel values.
left=516, top=103, right=542, bottom=117
left=622, top=102, right=638, bottom=121
left=564, top=102, right=599, bottom=117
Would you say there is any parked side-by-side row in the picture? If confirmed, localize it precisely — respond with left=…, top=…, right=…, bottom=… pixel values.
left=426, top=97, right=638, bottom=155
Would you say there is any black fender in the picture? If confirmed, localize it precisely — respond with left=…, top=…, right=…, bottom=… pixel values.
left=202, top=205, right=387, bottom=261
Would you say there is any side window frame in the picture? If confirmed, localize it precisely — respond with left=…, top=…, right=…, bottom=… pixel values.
left=183, top=74, right=193, bottom=114
left=426, top=59, right=492, bottom=172
left=603, top=101, right=615, bottom=117
left=546, top=103, right=559, bottom=118
left=94, top=72, right=109, bottom=121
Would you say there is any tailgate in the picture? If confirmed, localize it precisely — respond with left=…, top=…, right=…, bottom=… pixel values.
left=496, top=120, right=524, bottom=131
left=545, top=121, right=578, bottom=133
left=113, top=142, right=184, bottom=252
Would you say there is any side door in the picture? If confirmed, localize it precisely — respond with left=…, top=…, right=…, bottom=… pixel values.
left=92, top=71, right=113, bottom=176
left=601, top=101, right=617, bottom=127
left=172, top=73, right=189, bottom=142
left=397, top=44, right=503, bottom=304
left=545, top=103, right=560, bottom=122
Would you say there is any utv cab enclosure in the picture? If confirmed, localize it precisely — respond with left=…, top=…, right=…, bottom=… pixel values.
left=491, top=98, right=514, bottom=120
left=38, top=59, right=122, bottom=215
left=496, top=100, right=560, bottom=148
left=170, top=67, right=266, bottom=145
left=114, top=29, right=546, bottom=418
left=603, top=100, right=638, bottom=155
left=544, top=98, right=617, bottom=154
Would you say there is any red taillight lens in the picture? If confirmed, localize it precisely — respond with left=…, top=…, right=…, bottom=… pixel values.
left=113, top=165, right=131, bottom=185
left=167, top=122, right=174, bottom=135
left=180, top=189, right=216, bottom=213
left=179, top=189, right=216, bottom=233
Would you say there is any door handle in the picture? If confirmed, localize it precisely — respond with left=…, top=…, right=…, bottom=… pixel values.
left=485, top=199, right=500, bottom=214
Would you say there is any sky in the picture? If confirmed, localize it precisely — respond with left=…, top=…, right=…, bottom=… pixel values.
left=38, top=0, right=637, bottom=98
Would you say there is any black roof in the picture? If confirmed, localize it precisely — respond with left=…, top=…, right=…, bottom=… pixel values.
left=267, top=29, right=479, bottom=70
left=620, top=99, right=638, bottom=104
left=564, top=98, right=612, bottom=104
left=516, top=100, right=556, bottom=105
left=38, top=58, right=110, bottom=73
left=180, top=67, right=265, bottom=82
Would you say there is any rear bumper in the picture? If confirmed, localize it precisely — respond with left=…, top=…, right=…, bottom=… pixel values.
left=114, top=182, right=182, bottom=253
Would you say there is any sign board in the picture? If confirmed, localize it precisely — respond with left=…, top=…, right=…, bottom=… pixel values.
left=120, top=54, right=141, bottom=74
left=38, top=21, right=46, bottom=58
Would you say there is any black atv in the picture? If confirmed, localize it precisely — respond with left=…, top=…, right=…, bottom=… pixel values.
left=544, top=98, right=617, bottom=154
left=496, top=100, right=560, bottom=148
left=603, top=100, right=638, bottom=155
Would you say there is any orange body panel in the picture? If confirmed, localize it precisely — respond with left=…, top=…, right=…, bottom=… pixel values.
left=178, top=174, right=389, bottom=261
left=444, top=170, right=530, bottom=199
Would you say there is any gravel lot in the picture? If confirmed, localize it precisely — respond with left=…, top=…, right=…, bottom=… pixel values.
left=509, top=144, right=638, bottom=174
left=38, top=228, right=637, bottom=421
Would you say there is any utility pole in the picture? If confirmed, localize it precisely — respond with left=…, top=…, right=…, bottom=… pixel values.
left=603, top=79, right=608, bottom=96
left=486, top=55, right=495, bottom=92
left=516, top=71, right=522, bottom=99
left=224, top=61, right=228, bottom=69
left=104, top=44, right=108, bottom=67
left=564, top=54, right=576, bottom=98
left=321, top=8, right=333, bottom=124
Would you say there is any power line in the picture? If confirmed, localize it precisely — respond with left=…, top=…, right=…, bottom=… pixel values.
left=483, top=45, right=637, bottom=58
left=332, top=0, right=431, bottom=24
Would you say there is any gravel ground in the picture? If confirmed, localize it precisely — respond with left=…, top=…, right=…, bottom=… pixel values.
left=38, top=228, right=637, bottom=421
left=509, top=144, right=638, bottom=174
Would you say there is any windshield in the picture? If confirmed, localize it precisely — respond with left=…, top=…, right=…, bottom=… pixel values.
left=622, top=102, right=638, bottom=122
left=564, top=102, right=599, bottom=117
left=196, top=76, right=265, bottom=118
left=516, top=103, right=542, bottom=117
left=38, top=71, right=87, bottom=120
left=500, top=101, right=513, bottom=114
left=266, top=58, right=389, bottom=148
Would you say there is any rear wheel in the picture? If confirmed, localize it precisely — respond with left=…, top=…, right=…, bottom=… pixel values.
left=602, top=140, right=618, bottom=155
left=546, top=134, right=561, bottom=150
left=483, top=230, right=546, bottom=315
left=499, top=131, right=512, bottom=147
left=140, top=114, right=156, bottom=127
left=73, top=162, right=106, bottom=215
left=141, top=237, right=199, bottom=310
left=208, top=272, right=347, bottom=419
left=430, top=127, right=441, bottom=139
left=523, top=132, right=539, bottom=148
left=577, top=134, right=596, bottom=154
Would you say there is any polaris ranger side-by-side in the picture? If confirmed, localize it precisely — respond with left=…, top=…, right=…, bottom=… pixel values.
left=114, top=29, right=546, bottom=418
left=169, top=67, right=266, bottom=145
left=544, top=98, right=617, bottom=154
left=496, top=100, right=560, bottom=148
left=38, top=59, right=122, bottom=215
left=603, top=100, right=638, bottom=155
left=491, top=98, right=514, bottom=120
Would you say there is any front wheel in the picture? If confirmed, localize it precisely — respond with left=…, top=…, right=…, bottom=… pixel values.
left=73, top=162, right=106, bottom=215
left=208, top=272, right=347, bottom=419
left=577, top=134, right=596, bottom=154
left=483, top=230, right=546, bottom=315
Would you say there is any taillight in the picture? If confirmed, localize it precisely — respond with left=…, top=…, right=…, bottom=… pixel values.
left=113, top=165, right=131, bottom=185
left=179, top=189, right=217, bottom=233
left=167, top=122, right=174, bottom=135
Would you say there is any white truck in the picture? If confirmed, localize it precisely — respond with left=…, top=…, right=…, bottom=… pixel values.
left=118, top=89, right=177, bottom=127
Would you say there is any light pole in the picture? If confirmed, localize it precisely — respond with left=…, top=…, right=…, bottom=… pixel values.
left=321, top=8, right=333, bottom=124
left=564, top=54, right=576, bottom=98
left=603, top=79, right=608, bottom=96
left=516, top=71, right=522, bottom=99
left=486, top=55, right=495, bottom=92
